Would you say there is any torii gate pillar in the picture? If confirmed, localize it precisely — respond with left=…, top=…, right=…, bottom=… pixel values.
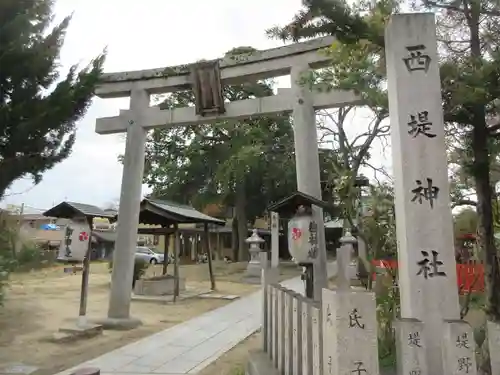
left=290, top=65, right=328, bottom=300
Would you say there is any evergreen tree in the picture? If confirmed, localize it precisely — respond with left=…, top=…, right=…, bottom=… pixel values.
left=0, top=0, right=105, bottom=198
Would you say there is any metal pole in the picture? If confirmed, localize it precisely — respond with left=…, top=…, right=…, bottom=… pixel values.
left=300, top=263, right=314, bottom=299
left=204, top=223, right=216, bottom=290
left=78, top=216, right=93, bottom=327
left=173, top=223, right=180, bottom=302
left=162, top=228, right=169, bottom=275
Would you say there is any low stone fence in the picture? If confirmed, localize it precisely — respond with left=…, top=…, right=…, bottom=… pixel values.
left=262, top=283, right=321, bottom=374
left=250, top=253, right=500, bottom=375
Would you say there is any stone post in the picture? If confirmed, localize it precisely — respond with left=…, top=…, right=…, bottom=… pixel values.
left=291, top=293, right=302, bottom=374
left=337, top=232, right=356, bottom=291
left=385, top=13, right=460, bottom=374
left=106, top=89, right=148, bottom=327
left=301, top=300, right=313, bottom=375
left=284, top=291, right=293, bottom=375
left=310, top=302, right=322, bottom=375
left=271, top=285, right=279, bottom=366
left=442, top=320, right=477, bottom=375
left=322, top=289, right=379, bottom=375
left=394, top=318, right=428, bottom=375
left=277, top=288, right=285, bottom=373
left=298, top=298, right=313, bottom=374
left=487, top=321, right=500, bottom=375
left=270, top=211, right=280, bottom=268
left=244, top=229, right=265, bottom=283
left=260, top=251, right=278, bottom=352
left=291, top=64, right=328, bottom=301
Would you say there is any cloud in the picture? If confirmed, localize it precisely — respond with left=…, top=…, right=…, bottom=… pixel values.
left=2, top=0, right=303, bottom=211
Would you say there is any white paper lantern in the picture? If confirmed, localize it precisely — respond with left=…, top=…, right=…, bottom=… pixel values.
left=288, top=214, right=317, bottom=264
left=58, top=217, right=91, bottom=262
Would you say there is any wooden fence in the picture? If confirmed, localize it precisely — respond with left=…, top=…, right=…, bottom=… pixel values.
left=372, top=259, right=485, bottom=293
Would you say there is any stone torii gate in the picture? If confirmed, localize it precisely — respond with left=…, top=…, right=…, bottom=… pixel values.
left=95, top=36, right=361, bottom=325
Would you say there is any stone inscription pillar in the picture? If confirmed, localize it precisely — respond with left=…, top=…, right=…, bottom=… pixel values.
left=385, top=13, right=460, bottom=374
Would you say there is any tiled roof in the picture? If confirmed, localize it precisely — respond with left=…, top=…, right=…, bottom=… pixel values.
left=144, top=199, right=226, bottom=226
left=43, top=202, right=115, bottom=219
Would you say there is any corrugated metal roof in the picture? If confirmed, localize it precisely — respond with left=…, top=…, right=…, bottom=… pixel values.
left=66, top=202, right=113, bottom=217
left=43, top=201, right=115, bottom=219
left=146, top=199, right=225, bottom=225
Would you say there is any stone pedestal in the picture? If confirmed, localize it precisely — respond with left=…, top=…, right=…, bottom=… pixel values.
left=395, top=318, right=428, bottom=375
left=442, top=320, right=477, bottom=375
left=133, top=275, right=186, bottom=296
left=322, top=289, right=379, bottom=375
left=385, top=13, right=460, bottom=374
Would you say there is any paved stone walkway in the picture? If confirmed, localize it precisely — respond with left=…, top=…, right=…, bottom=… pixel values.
left=54, top=275, right=309, bottom=375
left=55, top=262, right=338, bottom=375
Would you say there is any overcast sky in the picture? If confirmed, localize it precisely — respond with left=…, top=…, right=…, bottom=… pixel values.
left=2, top=0, right=390, bottom=214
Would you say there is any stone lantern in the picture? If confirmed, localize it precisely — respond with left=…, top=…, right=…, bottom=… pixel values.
left=244, top=229, right=265, bottom=282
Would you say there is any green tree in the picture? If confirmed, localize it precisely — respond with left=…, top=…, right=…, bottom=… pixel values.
left=268, top=0, right=500, bottom=321
left=0, top=0, right=106, bottom=198
left=0, top=217, right=17, bottom=306
left=361, top=183, right=397, bottom=260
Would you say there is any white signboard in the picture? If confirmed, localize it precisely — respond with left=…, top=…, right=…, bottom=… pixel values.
left=288, top=215, right=317, bottom=264
left=58, top=217, right=91, bottom=262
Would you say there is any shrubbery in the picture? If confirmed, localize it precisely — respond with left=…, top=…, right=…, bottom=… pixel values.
left=0, top=219, right=58, bottom=305
left=14, top=244, right=56, bottom=272
left=0, top=222, right=16, bottom=306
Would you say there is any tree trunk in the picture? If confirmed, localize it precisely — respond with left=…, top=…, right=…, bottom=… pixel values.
left=472, top=121, right=500, bottom=320
left=468, top=7, right=500, bottom=321
left=231, top=216, right=239, bottom=261
left=235, top=181, right=248, bottom=261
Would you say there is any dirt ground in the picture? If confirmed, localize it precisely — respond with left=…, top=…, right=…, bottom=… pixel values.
left=0, top=261, right=301, bottom=375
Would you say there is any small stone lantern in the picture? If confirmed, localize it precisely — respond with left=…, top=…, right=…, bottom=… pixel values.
left=244, top=229, right=265, bottom=280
